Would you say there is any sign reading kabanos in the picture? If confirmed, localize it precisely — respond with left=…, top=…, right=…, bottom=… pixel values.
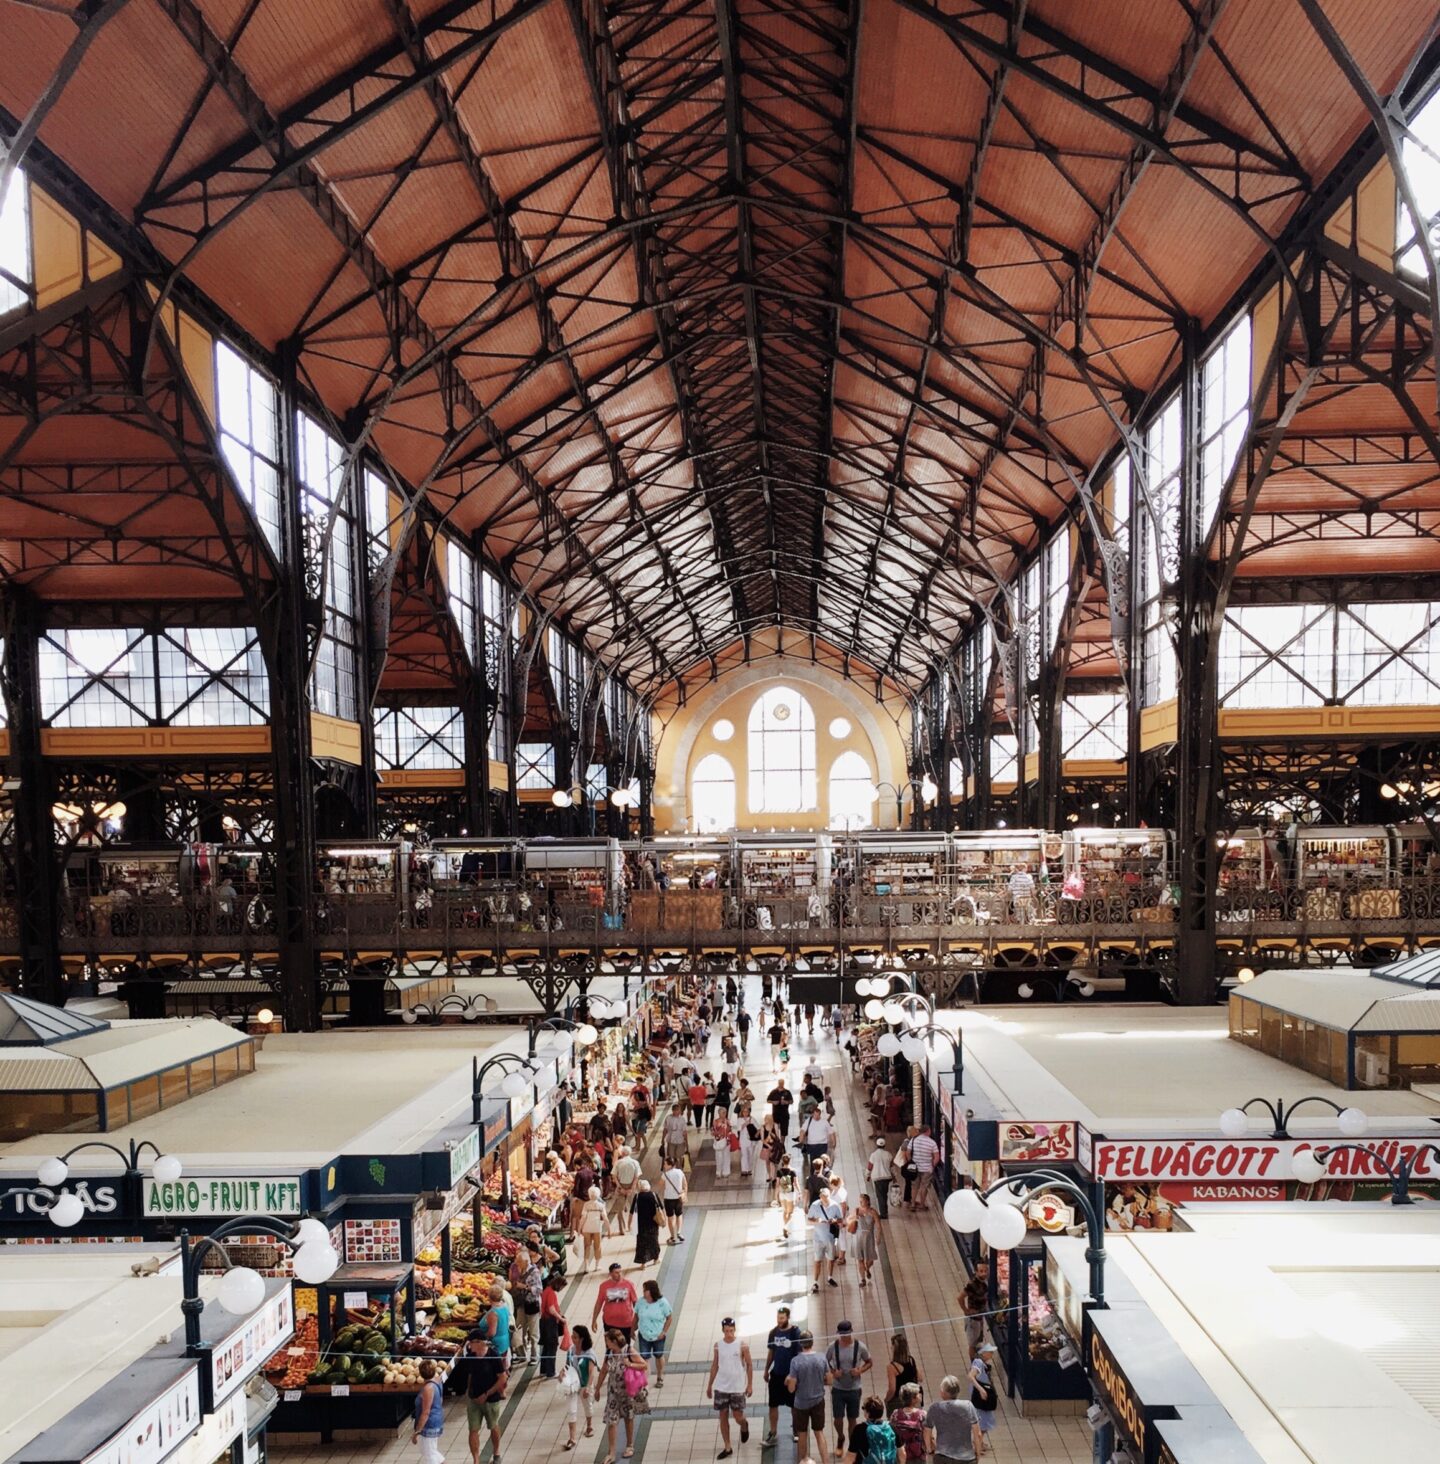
left=1095, top=1137, right=1440, bottom=1183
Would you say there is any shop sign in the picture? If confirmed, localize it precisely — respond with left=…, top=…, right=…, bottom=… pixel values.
left=1089, top=1326, right=1150, bottom=1460
left=1095, top=1136, right=1440, bottom=1184
left=1076, top=1125, right=1093, bottom=1175
left=2, top=1177, right=124, bottom=1223
left=167, top=1391, right=245, bottom=1464
left=210, top=1285, right=294, bottom=1408
left=1160, top=1182, right=1285, bottom=1205
left=1025, top=1192, right=1075, bottom=1233
left=145, top=1176, right=302, bottom=1218
left=999, top=1121, right=1075, bottom=1163
left=84, top=1368, right=201, bottom=1464
left=480, top=1099, right=510, bottom=1157
left=448, top=1128, right=481, bottom=1188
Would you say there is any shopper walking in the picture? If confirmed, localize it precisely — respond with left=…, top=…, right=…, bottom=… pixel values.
left=591, top=1262, right=639, bottom=1342
left=595, top=1327, right=650, bottom=1464
left=763, top=1121, right=786, bottom=1194
left=890, top=1384, right=926, bottom=1460
left=739, top=1109, right=762, bottom=1178
left=713, top=1109, right=735, bottom=1179
left=612, top=1146, right=641, bottom=1232
left=762, top=1304, right=801, bottom=1448
left=707, top=1315, right=754, bottom=1459
left=825, top=1320, right=872, bottom=1454
left=633, top=1179, right=662, bottom=1267
left=850, top=1193, right=880, bottom=1288
left=663, top=1102, right=689, bottom=1165
left=579, top=1186, right=610, bottom=1273
left=538, top=1270, right=565, bottom=1379
left=509, top=1244, right=542, bottom=1364
left=767, top=1077, right=794, bottom=1138
left=908, top=1126, right=940, bottom=1211
left=563, top=1325, right=598, bottom=1449
left=661, top=1155, right=688, bottom=1244
left=798, top=1107, right=834, bottom=1167
left=455, top=1332, right=508, bottom=1464
left=776, top=1152, right=799, bottom=1238
left=865, top=1137, right=894, bottom=1219
left=787, top=1332, right=830, bottom=1464
left=924, top=1376, right=983, bottom=1464
left=883, top=1335, right=920, bottom=1413
left=841, top=1397, right=895, bottom=1464
left=635, top=1279, right=673, bottom=1388
left=967, top=1344, right=998, bottom=1443
left=808, top=1185, right=843, bottom=1291
left=410, top=1359, right=445, bottom=1464
left=896, top=1127, right=919, bottom=1210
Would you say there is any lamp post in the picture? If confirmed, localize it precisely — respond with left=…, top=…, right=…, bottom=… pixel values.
left=179, top=1213, right=338, bottom=1351
left=0, top=1184, right=88, bottom=1228
left=17, top=1140, right=183, bottom=1224
left=402, top=994, right=483, bottom=1024
left=1218, top=1096, right=1369, bottom=1140
left=1292, top=1141, right=1440, bottom=1204
left=944, top=1168, right=1108, bottom=1307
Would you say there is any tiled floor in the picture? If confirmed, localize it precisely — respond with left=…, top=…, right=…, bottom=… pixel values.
left=274, top=984, right=1091, bottom=1464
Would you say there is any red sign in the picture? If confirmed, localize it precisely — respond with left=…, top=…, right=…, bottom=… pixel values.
left=1095, top=1137, right=1440, bottom=1183
left=999, top=1121, right=1075, bottom=1163
left=1158, top=1182, right=1286, bottom=1204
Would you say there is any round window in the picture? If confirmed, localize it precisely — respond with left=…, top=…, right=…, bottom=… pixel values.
left=829, top=716, right=852, bottom=738
left=712, top=718, right=734, bottom=741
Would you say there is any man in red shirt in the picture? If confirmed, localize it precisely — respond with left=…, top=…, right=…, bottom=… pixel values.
left=591, top=1261, right=638, bottom=1341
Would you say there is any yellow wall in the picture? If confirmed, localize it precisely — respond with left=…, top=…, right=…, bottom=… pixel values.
left=651, top=662, right=911, bottom=832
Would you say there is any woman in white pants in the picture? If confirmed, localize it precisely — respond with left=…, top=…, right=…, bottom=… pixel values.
left=713, top=1113, right=734, bottom=1179
left=738, top=1111, right=761, bottom=1178
left=829, top=1174, right=850, bottom=1264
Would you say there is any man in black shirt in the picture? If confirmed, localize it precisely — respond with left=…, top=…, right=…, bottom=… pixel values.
left=767, top=1079, right=793, bottom=1138
left=737, top=1008, right=752, bottom=1045
left=453, top=1332, right=508, bottom=1464
left=762, top=1304, right=802, bottom=1448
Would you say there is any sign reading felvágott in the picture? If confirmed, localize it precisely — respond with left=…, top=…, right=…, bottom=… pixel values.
left=146, top=1176, right=303, bottom=1218
left=1095, top=1137, right=1440, bottom=1184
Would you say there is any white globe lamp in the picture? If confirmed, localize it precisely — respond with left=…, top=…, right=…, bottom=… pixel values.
left=576, top=1023, right=600, bottom=1047
left=151, top=1154, right=183, bottom=1185
left=876, top=1032, right=901, bottom=1058
left=48, top=1191, right=85, bottom=1228
left=979, top=1200, right=1028, bottom=1250
left=989, top=1181, right=1026, bottom=1208
left=292, top=1241, right=341, bottom=1285
left=217, top=1266, right=267, bottom=1316
left=501, top=1070, right=529, bottom=1098
left=1218, top=1107, right=1248, bottom=1138
left=1290, top=1148, right=1326, bottom=1185
left=900, top=1035, right=927, bottom=1063
left=881, top=999, right=905, bottom=1024
left=294, top=1217, right=330, bottom=1248
left=863, top=999, right=885, bottom=1020
left=1337, top=1107, right=1368, bottom=1137
left=943, top=1188, right=986, bottom=1234
left=36, top=1157, right=68, bottom=1189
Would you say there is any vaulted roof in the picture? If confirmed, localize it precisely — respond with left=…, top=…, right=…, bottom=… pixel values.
left=0, top=0, right=1435, bottom=692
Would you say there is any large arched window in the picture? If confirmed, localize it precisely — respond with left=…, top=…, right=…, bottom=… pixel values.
left=748, top=685, right=817, bottom=812
left=828, top=750, right=874, bottom=830
left=691, top=753, right=736, bottom=832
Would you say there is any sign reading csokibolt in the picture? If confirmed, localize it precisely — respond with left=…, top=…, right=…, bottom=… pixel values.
left=145, top=1175, right=303, bottom=1217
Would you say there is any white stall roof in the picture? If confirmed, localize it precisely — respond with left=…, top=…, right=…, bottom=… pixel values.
left=0, top=1018, right=250, bottom=1093
left=1373, top=948, right=1440, bottom=989
left=1241, top=967, right=1440, bottom=1033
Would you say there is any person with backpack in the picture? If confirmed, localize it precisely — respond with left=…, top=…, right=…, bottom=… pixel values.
left=842, top=1397, right=896, bottom=1464
left=967, top=1343, right=999, bottom=1439
left=890, top=1383, right=927, bottom=1462
left=824, top=1320, right=872, bottom=1453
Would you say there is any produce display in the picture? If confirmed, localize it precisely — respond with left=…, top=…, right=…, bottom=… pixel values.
left=264, top=1312, right=319, bottom=1389
left=480, top=1168, right=571, bottom=1222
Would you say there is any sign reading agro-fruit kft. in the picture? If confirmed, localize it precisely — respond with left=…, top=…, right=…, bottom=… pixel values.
left=145, top=1175, right=303, bottom=1218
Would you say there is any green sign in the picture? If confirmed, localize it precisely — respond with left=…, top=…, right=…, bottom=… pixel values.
left=144, top=1176, right=303, bottom=1218
left=449, top=1127, right=481, bottom=1187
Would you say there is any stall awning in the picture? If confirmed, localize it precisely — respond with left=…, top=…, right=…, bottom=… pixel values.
left=0, top=1018, right=252, bottom=1094
left=1240, top=968, right=1440, bottom=1034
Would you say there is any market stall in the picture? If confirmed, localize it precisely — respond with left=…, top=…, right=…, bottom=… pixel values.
left=948, top=830, right=1056, bottom=921
left=425, top=838, right=525, bottom=933
left=624, top=836, right=730, bottom=932
left=1061, top=828, right=1172, bottom=923
left=733, top=833, right=833, bottom=930
left=316, top=841, right=407, bottom=941
left=846, top=833, right=949, bottom=927
left=524, top=838, right=621, bottom=932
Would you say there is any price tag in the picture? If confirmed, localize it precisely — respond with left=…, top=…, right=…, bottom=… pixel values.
left=284, top=1391, right=302, bottom=1403
left=331, top=1385, right=350, bottom=1397
left=342, top=1291, right=368, bottom=1309
left=288, top=1347, right=307, bottom=1355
